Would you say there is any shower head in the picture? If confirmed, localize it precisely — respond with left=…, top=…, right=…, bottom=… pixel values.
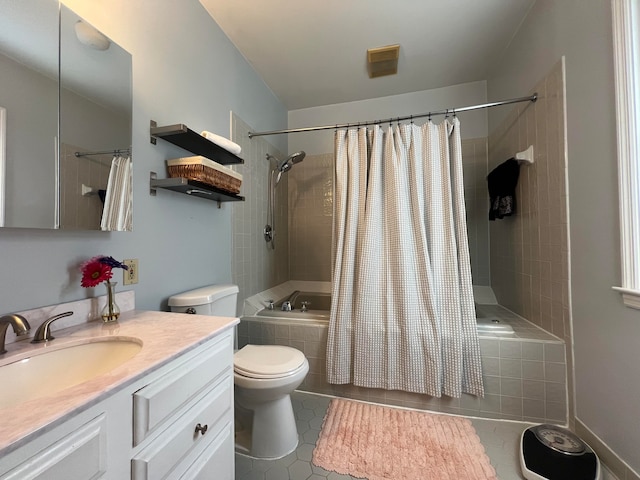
left=277, top=151, right=306, bottom=173
left=268, top=151, right=306, bottom=185
left=289, top=150, right=306, bottom=165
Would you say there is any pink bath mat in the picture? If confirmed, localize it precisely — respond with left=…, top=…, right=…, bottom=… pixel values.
left=312, top=398, right=498, bottom=480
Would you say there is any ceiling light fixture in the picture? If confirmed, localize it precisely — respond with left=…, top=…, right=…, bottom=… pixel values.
left=74, top=20, right=110, bottom=51
left=367, top=44, right=400, bottom=78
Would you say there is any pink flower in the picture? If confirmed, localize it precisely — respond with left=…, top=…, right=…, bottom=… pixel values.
left=80, top=256, right=114, bottom=288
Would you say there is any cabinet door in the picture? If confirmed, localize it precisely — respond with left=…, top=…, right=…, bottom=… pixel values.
left=0, top=414, right=107, bottom=480
left=177, top=423, right=233, bottom=480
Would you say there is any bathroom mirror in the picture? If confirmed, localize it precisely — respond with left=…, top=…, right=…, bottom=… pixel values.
left=0, top=0, right=133, bottom=230
left=0, top=0, right=59, bottom=229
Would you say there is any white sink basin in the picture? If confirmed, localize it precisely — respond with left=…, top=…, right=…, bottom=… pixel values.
left=0, top=338, right=142, bottom=409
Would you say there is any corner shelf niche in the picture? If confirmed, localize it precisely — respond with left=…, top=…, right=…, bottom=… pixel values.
left=149, top=120, right=244, bottom=204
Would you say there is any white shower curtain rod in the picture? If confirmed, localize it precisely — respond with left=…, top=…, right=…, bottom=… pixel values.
left=248, top=93, right=537, bottom=138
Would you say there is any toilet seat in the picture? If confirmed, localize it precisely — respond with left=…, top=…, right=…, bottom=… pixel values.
left=234, top=345, right=306, bottom=379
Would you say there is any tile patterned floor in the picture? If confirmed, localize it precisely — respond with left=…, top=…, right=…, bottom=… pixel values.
left=235, top=391, right=615, bottom=480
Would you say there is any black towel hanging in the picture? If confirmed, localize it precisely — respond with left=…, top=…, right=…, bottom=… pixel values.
left=487, top=158, right=520, bottom=220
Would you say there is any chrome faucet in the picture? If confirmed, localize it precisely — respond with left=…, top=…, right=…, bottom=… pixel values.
left=0, top=314, right=31, bottom=354
left=31, top=311, right=73, bottom=343
left=281, top=301, right=292, bottom=311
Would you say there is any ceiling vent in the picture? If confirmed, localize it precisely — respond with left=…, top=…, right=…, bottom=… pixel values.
left=367, top=44, right=400, bottom=78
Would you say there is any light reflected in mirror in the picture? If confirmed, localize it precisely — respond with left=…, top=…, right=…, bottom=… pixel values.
left=0, top=0, right=133, bottom=231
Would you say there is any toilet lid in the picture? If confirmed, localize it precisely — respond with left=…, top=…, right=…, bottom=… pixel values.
left=234, top=345, right=306, bottom=378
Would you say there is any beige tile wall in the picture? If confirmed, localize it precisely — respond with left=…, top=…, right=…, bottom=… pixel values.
left=59, top=143, right=111, bottom=230
left=286, top=146, right=488, bottom=285
left=288, top=153, right=334, bottom=281
left=487, top=59, right=573, bottom=424
left=462, top=137, right=491, bottom=286
left=231, top=114, right=290, bottom=312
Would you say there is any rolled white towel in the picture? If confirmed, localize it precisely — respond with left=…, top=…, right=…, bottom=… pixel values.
left=201, top=131, right=242, bottom=155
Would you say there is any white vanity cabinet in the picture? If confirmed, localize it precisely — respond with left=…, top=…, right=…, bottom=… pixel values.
left=0, top=328, right=235, bottom=479
left=131, top=329, right=234, bottom=479
left=0, top=414, right=110, bottom=480
left=0, top=381, right=133, bottom=479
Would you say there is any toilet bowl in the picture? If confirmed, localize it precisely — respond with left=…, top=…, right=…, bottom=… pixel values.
left=168, top=285, right=309, bottom=459
left=234, top=344, right=309, bottom=458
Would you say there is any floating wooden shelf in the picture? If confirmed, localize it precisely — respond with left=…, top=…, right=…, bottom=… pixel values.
left=150, top=122, right=244, bottom=165
left=149, top=120, right=245, bottom=205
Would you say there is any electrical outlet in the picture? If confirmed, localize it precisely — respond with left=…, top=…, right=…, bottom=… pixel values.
left=123, top=259, right=139, bottom=285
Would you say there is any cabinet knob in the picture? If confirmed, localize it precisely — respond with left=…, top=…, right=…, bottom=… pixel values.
left=194, top=423, right=208, bottom=435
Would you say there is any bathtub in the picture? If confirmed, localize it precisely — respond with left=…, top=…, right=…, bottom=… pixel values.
left=256, top=290, right=514, bottom=334
left=241, top=284, right=566, bottom=423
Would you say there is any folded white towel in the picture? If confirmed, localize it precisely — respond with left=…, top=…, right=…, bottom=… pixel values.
left=201, top=131, right=242, bottom=156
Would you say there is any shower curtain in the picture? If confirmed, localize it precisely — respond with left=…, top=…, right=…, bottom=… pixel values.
left=101, top=155, right=132, bottom=231
left=327, top=118, right=484, bottom=397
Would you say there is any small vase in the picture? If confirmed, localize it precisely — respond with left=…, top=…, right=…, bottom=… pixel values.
left=101, top=281, right=120, bottom=323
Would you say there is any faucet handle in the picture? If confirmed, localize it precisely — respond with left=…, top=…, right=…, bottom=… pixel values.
left=31, top=311, right=73, bottom=344
left=300, top=301, right=311, bottom=312
left=265, top=300, right=275, bottom=310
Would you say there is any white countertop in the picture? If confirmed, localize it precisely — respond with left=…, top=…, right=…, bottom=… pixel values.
left=0, top=310, right=238, bottom=455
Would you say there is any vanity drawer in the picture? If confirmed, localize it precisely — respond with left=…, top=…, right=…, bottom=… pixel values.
left=133, top=331, right=232, bottom=445
left=131, top=374, right=232, bottom=480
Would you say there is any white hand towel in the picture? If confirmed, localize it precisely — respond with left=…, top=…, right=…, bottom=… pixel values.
left=201, top=131, right=242, bottom=155
left=100, top=156, right=133, bottom=231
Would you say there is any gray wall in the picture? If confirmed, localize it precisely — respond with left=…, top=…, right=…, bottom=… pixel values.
left=288, top=80, right=489, bottom=156
left=0, top=0, right=287, bottom=314
left=487, top=0, right=640, bottom=473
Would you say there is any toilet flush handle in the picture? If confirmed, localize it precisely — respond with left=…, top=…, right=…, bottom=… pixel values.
left=185, top=307, right=196, bottom=314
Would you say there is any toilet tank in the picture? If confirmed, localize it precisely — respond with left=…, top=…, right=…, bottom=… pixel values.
left=168, top=284, right=239, bottom=316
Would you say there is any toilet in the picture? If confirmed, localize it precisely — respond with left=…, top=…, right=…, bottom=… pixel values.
left=168, top=284, right=309, bottom=459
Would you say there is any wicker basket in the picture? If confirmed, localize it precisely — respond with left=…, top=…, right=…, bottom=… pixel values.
left=166, top=156, right=242, bottom=194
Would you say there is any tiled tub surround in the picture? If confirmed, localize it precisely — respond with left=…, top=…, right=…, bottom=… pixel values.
left=240, top=284, right=567, bottom=424
left=241, top=280, right=332, bottom=318
left=279, top=143, right=491, bottom=286
left=488, top=59, right=574, bottom=428
left=0, top=294, right=238, bottom=456
left=231, top=113, right=290, bottom=314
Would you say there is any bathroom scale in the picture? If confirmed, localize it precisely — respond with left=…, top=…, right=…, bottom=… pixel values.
left=520, top=424, right=600, bottom=480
